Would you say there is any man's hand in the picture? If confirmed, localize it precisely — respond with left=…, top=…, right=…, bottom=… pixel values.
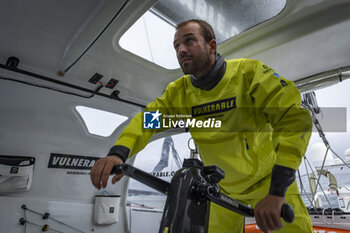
left=90, top=155, right=124, bottom=190
left=254, top=194, right=285, bottom=233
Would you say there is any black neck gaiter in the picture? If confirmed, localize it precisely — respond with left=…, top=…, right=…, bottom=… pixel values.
left=190, top=53, right=226, bottom=91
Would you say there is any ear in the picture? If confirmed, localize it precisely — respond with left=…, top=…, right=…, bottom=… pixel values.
left=208, top=39, right=217, bottom=55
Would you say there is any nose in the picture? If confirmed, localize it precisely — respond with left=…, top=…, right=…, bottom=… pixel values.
left=177, top=43, right=187, bottom=57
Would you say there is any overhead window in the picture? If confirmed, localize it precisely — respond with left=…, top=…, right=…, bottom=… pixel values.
left=118, top=0, right=286, bottom=69
left=119, top=11, right=178, bottom=69
left=75, top=106, right=128, bottom=137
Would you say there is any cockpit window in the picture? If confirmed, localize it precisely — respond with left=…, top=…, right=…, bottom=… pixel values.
left=76, top=106, right=128, bottom=137
left=119, top=0, right=286, bottom=69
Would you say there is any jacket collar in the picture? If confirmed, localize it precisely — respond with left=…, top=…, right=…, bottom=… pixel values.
left=190, top=53, right=226, bottom=91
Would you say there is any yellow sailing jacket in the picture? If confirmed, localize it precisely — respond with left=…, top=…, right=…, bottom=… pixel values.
left=114, top=58, right=312, bottom=198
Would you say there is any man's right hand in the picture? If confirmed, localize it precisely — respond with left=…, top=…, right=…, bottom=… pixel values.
left=90, top=155, right=124, bottom=190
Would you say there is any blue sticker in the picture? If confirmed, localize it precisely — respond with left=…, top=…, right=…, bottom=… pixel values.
left=273, top=72, right=280, bottom=78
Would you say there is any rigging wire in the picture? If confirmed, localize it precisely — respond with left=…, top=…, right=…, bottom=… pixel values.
left=301, top=158, right=315, bottom=208
left=297, top=169, right=315, bottom=208
left=329, top=147, right=350, bottom=169
left=304, top=156, right=332, bottom=208
left=143, top=15, right=155, bottom=63
left=301, top=96, right=350, bottom=210
left=303, top=101, right=349, bottom=169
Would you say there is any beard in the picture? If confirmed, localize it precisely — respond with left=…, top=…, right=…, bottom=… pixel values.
left=180, top=50, right=211, bottom=77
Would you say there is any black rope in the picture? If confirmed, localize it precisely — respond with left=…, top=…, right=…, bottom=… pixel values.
left=61, top=0, right=130, bottom=74
left=0, top=64, right=146, bottom=108
left=0, top=77, right=102, bottom=99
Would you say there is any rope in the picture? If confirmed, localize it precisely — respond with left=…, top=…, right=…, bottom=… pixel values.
left=61, top=0, right=130, bottom=74
left=21, top=205, right=85, bottom=233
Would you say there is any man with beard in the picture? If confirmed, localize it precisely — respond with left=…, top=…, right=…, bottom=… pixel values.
left=90, top=19, right=313, bottom=233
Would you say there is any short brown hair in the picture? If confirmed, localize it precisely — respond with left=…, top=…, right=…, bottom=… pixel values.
left=176, top=19, right=216, bottom=43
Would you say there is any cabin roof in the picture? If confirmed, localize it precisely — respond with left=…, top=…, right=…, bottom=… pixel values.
left=1, top=0, right=350, bottom=107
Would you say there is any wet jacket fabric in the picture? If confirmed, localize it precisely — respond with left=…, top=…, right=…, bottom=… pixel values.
left=112, top=58, right=312, bottom=199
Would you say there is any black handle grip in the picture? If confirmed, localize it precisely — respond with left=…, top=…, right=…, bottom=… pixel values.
left=111, top=164, right=124, bottom=175
left=205, top=188, right=295, bottom=223
left=281, top=203, right=294, bottom=223
left=111, top=164, right=170, bottom=195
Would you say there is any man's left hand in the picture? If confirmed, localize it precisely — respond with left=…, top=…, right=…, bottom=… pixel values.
left=254, top=194, right=285, bottom=233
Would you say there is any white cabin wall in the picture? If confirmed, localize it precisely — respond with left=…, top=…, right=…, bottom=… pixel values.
left=0, top=73, right=140, bottom=233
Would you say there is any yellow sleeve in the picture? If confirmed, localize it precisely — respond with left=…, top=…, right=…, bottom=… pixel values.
left=113, top=81, right=181, bottom=159
left=247, top=60, right=312, bottom=170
